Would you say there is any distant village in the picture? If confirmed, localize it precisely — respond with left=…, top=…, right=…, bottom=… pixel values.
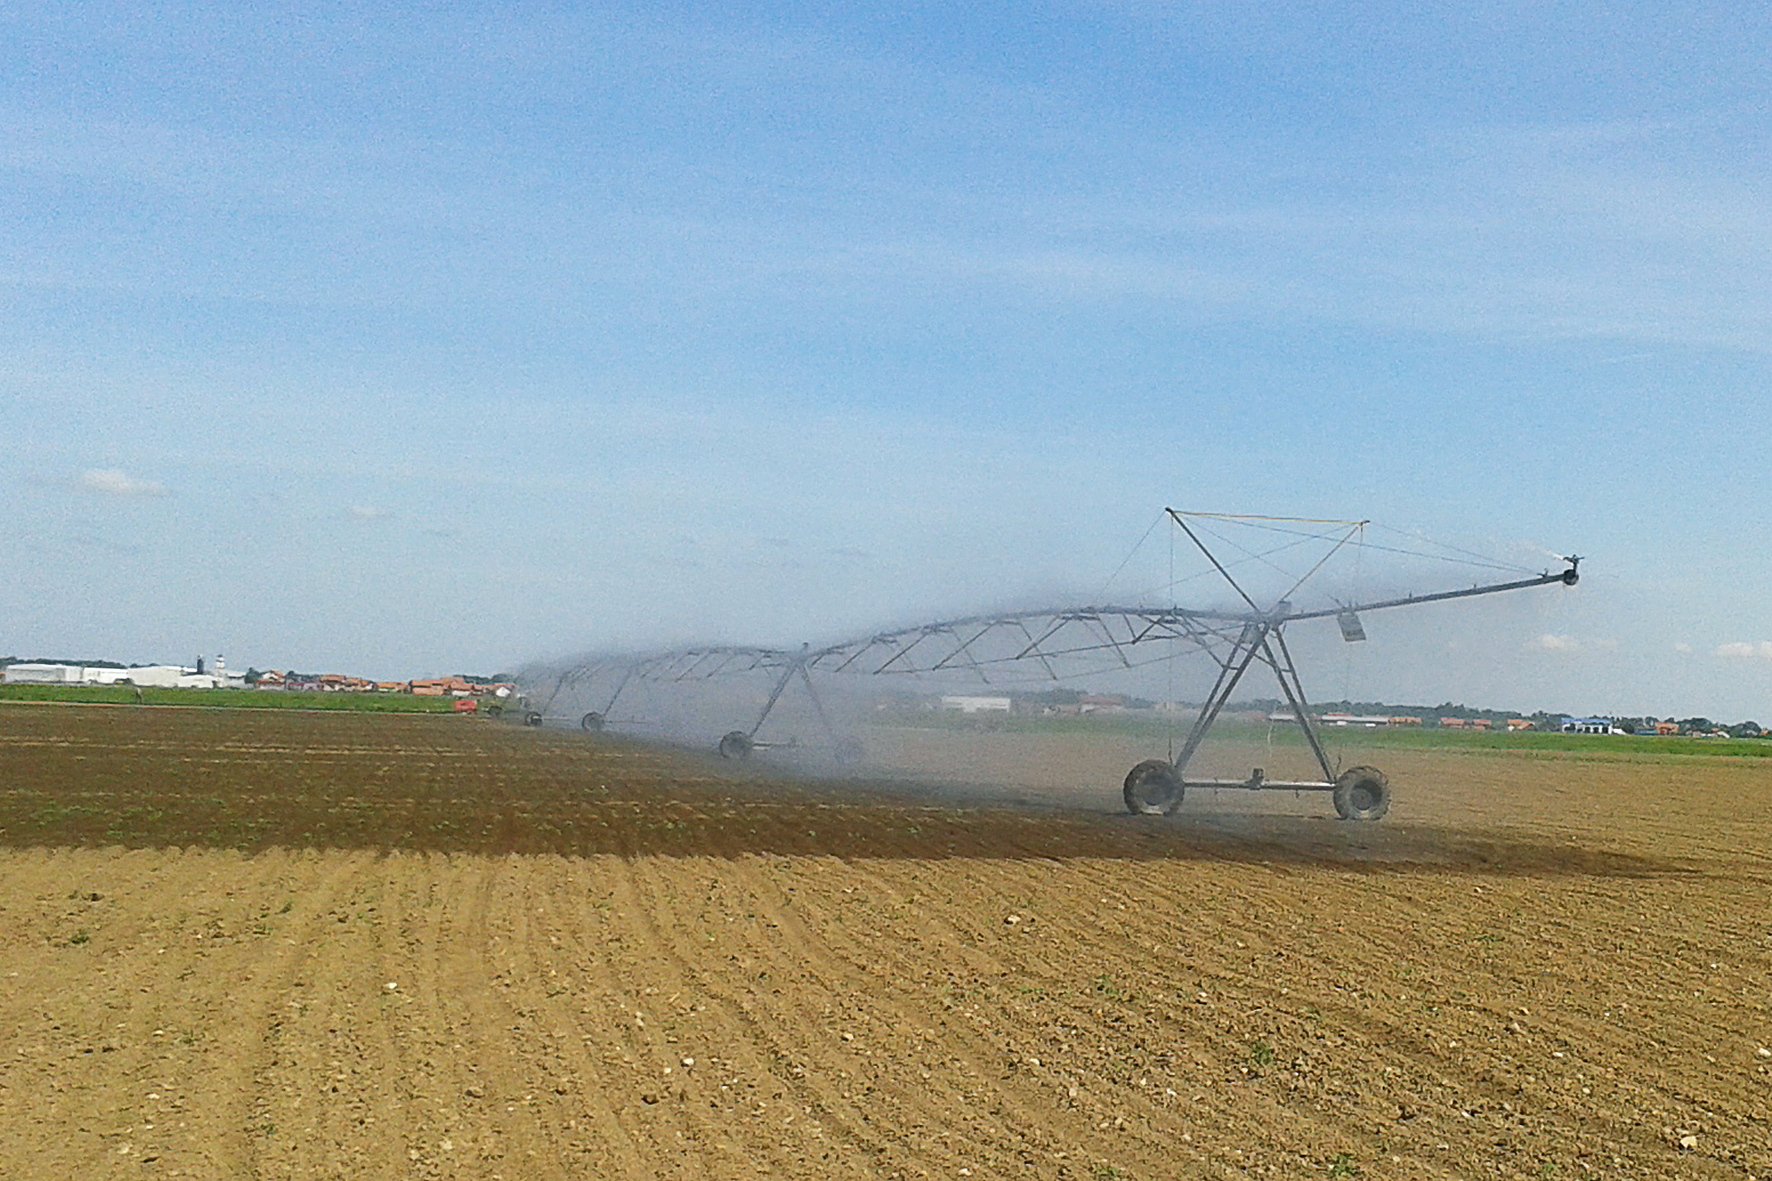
left=930, top=690, right=1764, bottom=739
left=0, top=656, right=514, bottom=703
left=1, top=657, right=1761, bottom=737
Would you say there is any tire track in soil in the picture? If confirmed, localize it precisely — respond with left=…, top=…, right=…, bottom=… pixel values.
left=692, top=833, right=1222, bottom=1180
left=1044, top=852, right=1768, bottom=1178
left=0, top=846, right=199, bottom=1177
left=420, top=852, right=650, bottom=1178
left=431, top=851, right=596, bottom=1176
left=0, top=847, right=374, bottom=1178
left=980, top=854, right=1465, bottom=1160
left=847, top=828, right=1444, bottom=1176
left=800, top=842, right=1755, bottom=1180
left=405, top=853, right=513, bottom=1176
left=426, top=849, right=759, bottom=1177
left=488, top=853, right=660, bottom=1178
left=243, top=850, right=421, bottom=1178
left=678, top=853, right=983, bottom=1175
left=597, top=850, right=899, bottom=1177
left=166, top=847, right=367, bottom=1178
left=253, top=850, right=448, bottom=1178
left=688, top=808, right=1074, bottom=1176
left=799, top=850, right=1237, bottom=1177
left=1195, top=866, right=1729, bottom=1176
left=548, top=851, right=784, bottom=1174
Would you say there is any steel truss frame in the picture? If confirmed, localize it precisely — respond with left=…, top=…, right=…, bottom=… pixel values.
left=524, top=510, right=1581, bottom=818
left=1147, top=512, right=1580, bottom=803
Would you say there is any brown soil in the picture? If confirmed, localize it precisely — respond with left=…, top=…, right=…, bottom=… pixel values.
left=0, top=705, right=1767, bottom=1179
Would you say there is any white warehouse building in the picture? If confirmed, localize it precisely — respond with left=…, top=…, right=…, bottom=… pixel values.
left=3, top=657, right=245, bottom=690
left=940, top=694, right=1013, bottom=714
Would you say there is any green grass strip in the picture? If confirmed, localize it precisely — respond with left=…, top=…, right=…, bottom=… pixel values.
left=0, top=684, right=460, bottom=712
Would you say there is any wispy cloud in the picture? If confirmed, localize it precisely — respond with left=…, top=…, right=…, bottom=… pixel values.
left=1530, top=633, right=1617, bottom=654
left=78, top=468, right=168, bottom=497
left=1714, top=641, right=1772, bottom=660
left=347, top=505, right=390, bottom=522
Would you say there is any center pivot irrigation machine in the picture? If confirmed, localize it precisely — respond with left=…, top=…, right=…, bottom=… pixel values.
left=523, top=511, right=1581, bottom=821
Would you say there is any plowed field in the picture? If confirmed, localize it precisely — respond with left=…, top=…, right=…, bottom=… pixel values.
left=1, top=705, right=1768, bottom=1179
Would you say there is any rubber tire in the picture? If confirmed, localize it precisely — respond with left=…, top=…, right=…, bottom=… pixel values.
left=718, top=731, right=754, bottom=760
left=581, top=711, right=605, bottom=732
left=1333, top=765, right=1391, bottom=821
left=1123, top=759, right=1184, bottom=815
left=523, top=711, right=543, bottom=727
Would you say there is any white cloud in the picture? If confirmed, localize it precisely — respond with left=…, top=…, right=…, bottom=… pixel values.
left=1673, top=641, right=1693, bottom=654
left=347, top=506, right=390, bottom=521
left=78, top=468, right=168, bottom=497
left=1714, top=641, right=1772, bottom=660
left=1529, top=633, right=1618, bottom=655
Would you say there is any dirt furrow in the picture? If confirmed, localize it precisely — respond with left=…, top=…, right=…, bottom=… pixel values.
left=4, top=707, right=1771, bottom=1179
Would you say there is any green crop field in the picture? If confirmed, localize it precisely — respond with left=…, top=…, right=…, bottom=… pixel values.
left=0, top=684, right=459, bottom=713
left=873, top=708, right=1772, bottom=759
left=1316, top=722, right=1772, bottom=759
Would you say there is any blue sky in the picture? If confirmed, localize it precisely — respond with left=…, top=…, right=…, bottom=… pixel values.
left=3, top=2, right=1769, bottom=719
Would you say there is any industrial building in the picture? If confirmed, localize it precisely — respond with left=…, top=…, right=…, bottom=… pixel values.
left=2, top=656, right=246, bottom=690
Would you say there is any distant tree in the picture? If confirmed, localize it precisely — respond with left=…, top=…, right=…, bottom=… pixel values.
left=16, top=656, right=129, bottom=668
left=1019, top=687, right=1083, bottom=707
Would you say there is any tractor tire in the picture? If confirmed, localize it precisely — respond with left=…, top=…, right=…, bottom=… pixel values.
left=1333, top=765, right=1391, bottom=821
left=523, top=711, right=543, bottom=727
left=1123, top=759, right=1184, bottom=815
left=580, top=711, right=605, bottom=732
left=718, top=731, right=755, bottom=760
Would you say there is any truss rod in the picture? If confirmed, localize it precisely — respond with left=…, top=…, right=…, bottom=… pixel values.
left=1168, top=510, right=1265, bottom=614
left=1261, top=627, right=1337, bottom=784
left=1286, top=562, right=1579, bottom=623
left=1174, top=622, right=1270, bottom=775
